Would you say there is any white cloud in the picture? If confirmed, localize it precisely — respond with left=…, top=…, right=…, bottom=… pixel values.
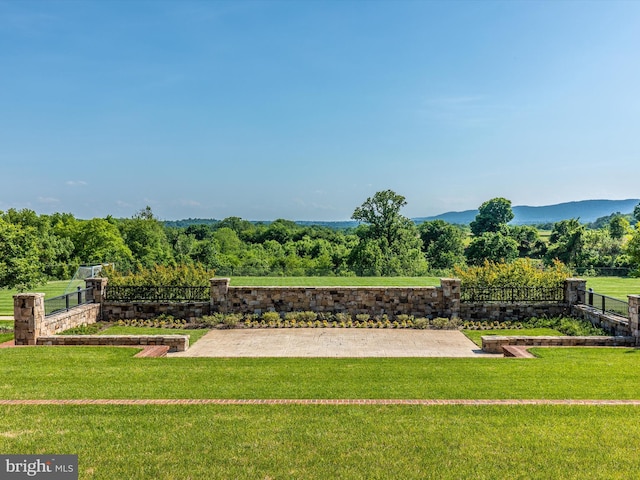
left=66, top=180, right=88, bottom=186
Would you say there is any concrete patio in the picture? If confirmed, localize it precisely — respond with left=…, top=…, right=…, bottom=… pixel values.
left=169, top=329, right=502, bottom=358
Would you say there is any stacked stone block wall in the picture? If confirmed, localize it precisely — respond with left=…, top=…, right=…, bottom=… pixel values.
left=100, top=302, right=210, bottom=322
left=37, top=334, right=188, bottom=352
left=571, top=304, right=631, bottom=336
left=215, top=284, right=449, bottom=318
left=460, top=303, right=570, bottom=322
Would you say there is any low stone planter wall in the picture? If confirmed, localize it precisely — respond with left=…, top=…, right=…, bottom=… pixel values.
left=36, top=334, right=189, bottom=352
left=482, top=335, right=636, bottom=354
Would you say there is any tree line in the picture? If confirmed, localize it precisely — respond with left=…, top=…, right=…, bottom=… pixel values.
left=2, top=191, right=640, bottom=289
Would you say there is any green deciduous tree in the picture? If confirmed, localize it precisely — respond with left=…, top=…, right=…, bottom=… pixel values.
left=0, top=218, right=46, bottom=289
left=118, top=207, right=174, bottom=269
left=609, top=214, right=631, bottom=240
left=418, top=220, right=466, bottom=269
left=349, top=190, right=427, bottom=276
left=465, top=231, right=519, bottom=265
left=508, top=225, right=547, bottom=259
left=470, top=197, right=514, bottom=236
left=545, top=219, right=585, bottom=267
left=625, top=224, right=640, bottom=275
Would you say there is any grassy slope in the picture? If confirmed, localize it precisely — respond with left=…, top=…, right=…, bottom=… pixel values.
left=2, top=347, right=640, bottom=478
left=1, top=404, right=637, bottom=480
left=1, top=347, right=640, bottom=400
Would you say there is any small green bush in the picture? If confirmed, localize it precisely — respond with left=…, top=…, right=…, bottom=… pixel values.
left=58, top=324, right=104, bottom=335
left=261, top=311, right=281, bottom=323
left=414, top=318, right=429, bottom=329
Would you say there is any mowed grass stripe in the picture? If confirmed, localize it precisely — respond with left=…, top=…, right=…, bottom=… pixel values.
left=2, top=347, right=640, bottom=400
left=1, top=398, right=640, bottom=405
left=1, top=404, right=638, bottom=479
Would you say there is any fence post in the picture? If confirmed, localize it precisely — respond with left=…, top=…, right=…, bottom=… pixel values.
left=564, top=278, right=587, bottom=305
left=628, top=295, right=640, bottom=346
left=440, top=278, right=461, bottom=318
left=210, top=278, right=230, bottom=313
left=13, top=293, right=45, bottom=345
left=85, top=277, right=108, bottom=304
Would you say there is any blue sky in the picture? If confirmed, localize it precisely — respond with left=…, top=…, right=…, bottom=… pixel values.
left=1, top=0, right=639, bottom=221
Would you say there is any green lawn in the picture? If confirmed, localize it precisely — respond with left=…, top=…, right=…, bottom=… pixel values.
left=2, top=348, right=640, bottom=478
left=1, top=347, right=640, bottom=400
left=463, top=328, right=563, bottom=347
left=0, top=280, right=69, bottom=316
left=1, top=404, right=637, bottom=479
left=585, top=276, right=640, bottom=300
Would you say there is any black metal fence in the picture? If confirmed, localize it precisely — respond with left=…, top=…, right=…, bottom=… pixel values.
left=105, top=285, right=209, bottom=303
left=44, top=287, right=94, bottom=316
left=579, top=288, right=629, bottom=318
left=461, top=285, right=564, bottom=304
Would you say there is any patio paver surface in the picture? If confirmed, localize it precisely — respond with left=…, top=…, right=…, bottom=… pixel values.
left=170, top=329, right=502, bottom=358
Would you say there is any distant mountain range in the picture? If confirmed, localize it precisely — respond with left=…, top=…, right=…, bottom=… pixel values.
left=414, top=199, right=640, bottom=226
left=165, top=199, right=640, bottom=230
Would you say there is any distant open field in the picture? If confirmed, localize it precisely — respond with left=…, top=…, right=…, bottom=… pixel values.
left=585, top=277, right=640, bottom=300
left=0, top=280, right=69, bottom=316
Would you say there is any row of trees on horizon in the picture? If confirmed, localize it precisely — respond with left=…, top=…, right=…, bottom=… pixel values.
left=2, top=191, right=640, bottom=290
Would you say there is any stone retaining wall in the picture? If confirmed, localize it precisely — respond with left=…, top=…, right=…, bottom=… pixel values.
left=481, top=335, right=636, bottom=354
left=36, top=334, right=189, bottom=352
left=101, top=302, right=210, bottom=322
left=13, top=294, right=100, bottom=345
left=570, top=304, right=631, bottom=336
left=210, top=278, right=461, bottom=318
left=460, top=303, right=570, bottom=322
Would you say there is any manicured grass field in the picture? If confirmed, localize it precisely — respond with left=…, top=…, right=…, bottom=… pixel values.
left=1, top=404, right=637, bottom=479
left=585, top=276, right=640, bottom=300
left=0, top=280, right=69, bottom=316
left=463, top=328, right=563, bottom=347
left=2, top=348, right=640, bottom=478
left=1, top=347, right=640, bottom=400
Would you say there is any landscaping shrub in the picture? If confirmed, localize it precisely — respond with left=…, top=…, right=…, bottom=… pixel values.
left=454, top=258, right=570, bottom=288
left=102, top=264, right=216, bottom=287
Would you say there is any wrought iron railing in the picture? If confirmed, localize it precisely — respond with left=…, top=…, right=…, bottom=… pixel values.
left=45, top=287, right=94, bottom=316
left=461, top=285, right=564, bottom=303
left=105, top=285, right=209, bottom=303
left=579, top=288, right=629, bottom=318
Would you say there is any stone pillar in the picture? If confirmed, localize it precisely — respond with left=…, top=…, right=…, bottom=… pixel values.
left=564, top=278, right=587, bottom=305
left=440, top=278, right=461, bottom=318
left=85, top=277, right=108, bottom=304
left=13, top=293, right=45, bottom=345
left=210, top=278, right=230, bottom=313
left=628, top=295, right=640, bottom=345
